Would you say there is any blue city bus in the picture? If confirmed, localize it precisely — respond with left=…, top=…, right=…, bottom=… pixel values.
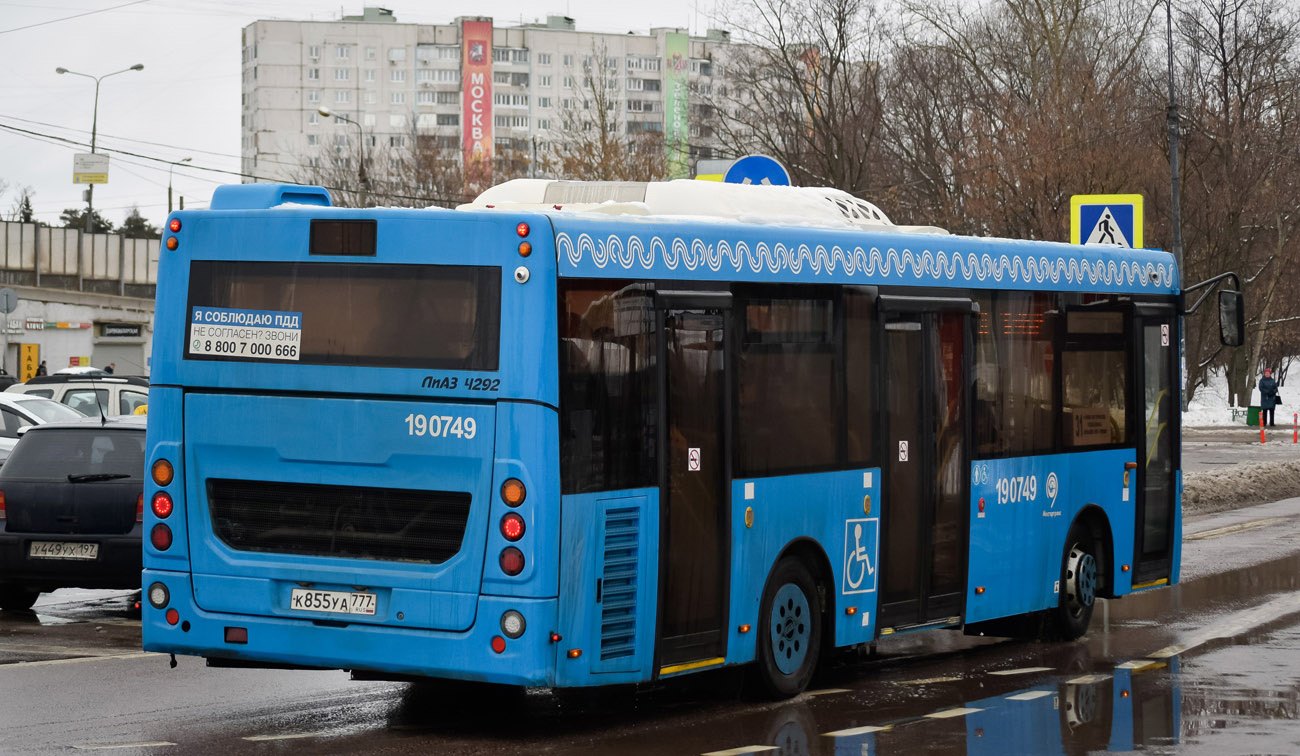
left=141, top=180, right=1238, bottom=698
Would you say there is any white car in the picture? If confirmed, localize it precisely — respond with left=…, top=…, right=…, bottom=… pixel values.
left=0, top=393, right=87, bottom=458
left=6, top=376, right=149, bottom=418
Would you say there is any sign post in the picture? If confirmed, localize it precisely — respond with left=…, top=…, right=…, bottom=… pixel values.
left=0, top=287, right=17, bottom=374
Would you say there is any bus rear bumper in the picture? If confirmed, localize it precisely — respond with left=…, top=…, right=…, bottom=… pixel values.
left=141, top=569, right=558, bottom=687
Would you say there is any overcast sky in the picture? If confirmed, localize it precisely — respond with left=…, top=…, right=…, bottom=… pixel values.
left=0, top=0, right=714, bottom=228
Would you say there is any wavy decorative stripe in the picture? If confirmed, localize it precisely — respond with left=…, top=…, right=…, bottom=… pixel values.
left=554, top=231, right=1175, bottom=289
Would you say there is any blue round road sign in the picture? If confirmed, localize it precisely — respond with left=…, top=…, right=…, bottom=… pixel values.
left=724, top=155, right=791, bottom=186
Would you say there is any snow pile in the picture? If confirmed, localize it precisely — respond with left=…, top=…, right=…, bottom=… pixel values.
left=1184, top=458, right=1300, bottom=517
left=1183, top=367, right=1244, bottom=427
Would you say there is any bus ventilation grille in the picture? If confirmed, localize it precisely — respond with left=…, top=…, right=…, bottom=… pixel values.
left=207, top=479, right=470, bottom=564
left=599, top=505, right=640, bottom=661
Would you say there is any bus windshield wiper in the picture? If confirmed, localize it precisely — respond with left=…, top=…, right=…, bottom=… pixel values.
left=67, top=473, right=133, bottom=483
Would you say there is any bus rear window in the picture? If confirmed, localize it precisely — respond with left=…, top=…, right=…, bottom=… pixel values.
left=185, top=261, right=500, bottom=370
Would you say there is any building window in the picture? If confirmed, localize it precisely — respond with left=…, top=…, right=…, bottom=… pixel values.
left=333, top=134, right=348, bottom=147
left=308, top=112, right=319, bottom=125
left=563, top=54, right=573, bottom=67
left=390, top=135, right=406, bottom=147
left=626, top=77, right=643, bottom=91
left=307, top=68, right=320, bottom=80
left=537, top=53, right=551, bottom=65
left=437, top=91, right=457, bottom=104
left=364, top=91, right=376, bottom=104
left=605, top=57, right=618, bottom=70
left=438, top=46, right=458, bottom=60
left=513, top=49, right=529, bottom=63
left=563, top=75, right=575, bottom=89
left=389, top=47, right=406, bottom=61
left=391, top=92, right=406, bottom=104
left=365, top=69, right=376, bottom=82
left=493, top=48, right=510, bottom=63
left=537, top=74, right=552, bottom=88
left=336, top=45, right=349, bottom=59
left=436, top=69, right=458, bottom=83
left=307, top=134, right=319, bottom=146
left=307, top=156, right=321, bottom=168
left=335, top=68, right=350, bottom=81
left=417, top=91, right=435, bottom=104
left=335, top=90, right=350, bottom=103
left=418, top=68, right=435, bottom=82
left=537, top=118, right=550, bottom=129
left=436, top=113, right=459, bottom=126
left=366, top=46, right=376, bottom=60
left=494, top=71, right=511, bottom=84
left=308, top=45, right=321, bottom=59
left=307, top=90, right=319, bottom=103
left=538, top=96, right=552, bottom=108
left=391, top=69, right=406, bottom=82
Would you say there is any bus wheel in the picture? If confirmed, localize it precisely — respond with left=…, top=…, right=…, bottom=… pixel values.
left=752, top=558, right=822, bottom=699
left=0, top=586, right=39, bottom=612
left=1052, top=525, right=1098, bottom=640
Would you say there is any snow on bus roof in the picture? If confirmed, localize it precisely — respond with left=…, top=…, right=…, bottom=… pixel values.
left=460, top=179, right=949, bottom=235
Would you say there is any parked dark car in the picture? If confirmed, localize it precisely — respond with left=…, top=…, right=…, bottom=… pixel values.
left=0, top=416, right=146, bottom=611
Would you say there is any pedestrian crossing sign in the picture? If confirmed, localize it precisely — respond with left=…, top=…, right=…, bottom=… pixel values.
left=1070, top=194, right=1143, bottom=249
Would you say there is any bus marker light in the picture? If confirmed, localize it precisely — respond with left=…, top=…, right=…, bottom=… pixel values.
left=1121, top=690, right=1130, bottom=698
left=516, top=222, right=530, bottom=237
left=148, top=582, right=170, bottom=609
left=166, top=609, right=180, bottom=626
left=845, top=607, right=857, bottom=616
left=152, top=459, right=174, bottom=486
left=518, top=241, right=532, bottom=257
left=501, top=513, right=525, bottom=541
left=550, top=632, right=562, bottom=643
left=514, top=266, right=530, bottom=284
left=500, top=610, right=526, bottom=639
left=224, top=627, right=248, bottom=644
left=501, top=478, right=526, bottom=507
left=169, top=218, right=181, bottom=233
left=567, top=649, right=582, bottom=659
left=152, top=492, right=174, bottom=519
left=739, top=624, right=751, bottom=634
left=500, top=547, right=525, bottom=576
left=978, top=498, right=985, bottom=513
left=975, top=586, right=985, bottom=595
left=151, top=524, right=173, bottom=551
left=166, top=237, right=178, bottom=251
left=1121, top=564, right=1130, bottom=572
left=136, top=493, right=144, bottom=522
left=491, top=636, right=507, bottom=654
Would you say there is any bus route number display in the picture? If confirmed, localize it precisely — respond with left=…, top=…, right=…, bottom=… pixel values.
left=188, top=307, right=302, bottom=361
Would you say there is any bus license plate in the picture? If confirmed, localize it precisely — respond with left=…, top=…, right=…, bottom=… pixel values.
left=29, top=541, right=99, bottom=560
left=289, top=588, right=377, bottom=616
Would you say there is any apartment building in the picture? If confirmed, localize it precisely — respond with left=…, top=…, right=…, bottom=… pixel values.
left=239, top=7, right=737, bottom=184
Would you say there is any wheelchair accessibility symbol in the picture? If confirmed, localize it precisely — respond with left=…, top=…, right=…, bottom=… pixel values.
left=842, top=518, right=879, bottom=595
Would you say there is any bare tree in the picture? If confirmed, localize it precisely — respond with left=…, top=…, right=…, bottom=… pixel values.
left=540, top=44, right=668, bottom=181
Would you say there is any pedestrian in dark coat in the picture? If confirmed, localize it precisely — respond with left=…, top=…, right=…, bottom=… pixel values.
left=1260, top=368, right=1281, bottom=427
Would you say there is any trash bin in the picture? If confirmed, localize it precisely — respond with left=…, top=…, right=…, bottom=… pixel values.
left=1248, top=406, right=1261, bottom=426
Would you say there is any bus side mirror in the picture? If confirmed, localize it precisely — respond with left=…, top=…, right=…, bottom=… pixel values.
left=1219, top=290, right=1245, bottom=347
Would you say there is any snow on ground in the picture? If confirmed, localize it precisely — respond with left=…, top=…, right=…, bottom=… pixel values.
left=1183, top=367, right=1243, bottom=427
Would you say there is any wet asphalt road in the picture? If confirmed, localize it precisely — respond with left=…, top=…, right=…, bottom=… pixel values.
left=3, top=453, right=1300, bottom=753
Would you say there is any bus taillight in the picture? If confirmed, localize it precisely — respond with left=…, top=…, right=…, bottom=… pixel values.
left=151, top=524, right=173, bottom=551
left=501, top=513, right=525, bottom=541
left=152, top=459, right=174, bottom=486
left=500, top=547, right=525, bottom=576
left=152, top=492, right=174, bottom=519
left=501, top=478, right=526, bottom=507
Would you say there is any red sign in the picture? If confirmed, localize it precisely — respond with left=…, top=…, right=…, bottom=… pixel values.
left=461, top=20, right=493, bottom=179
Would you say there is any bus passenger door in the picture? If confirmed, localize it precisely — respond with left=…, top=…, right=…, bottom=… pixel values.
left=1133, top=307, right=1178, bottom=585
left=878, top=303, right=971, bottom=631
left=657, top=298, right=731, bottom=669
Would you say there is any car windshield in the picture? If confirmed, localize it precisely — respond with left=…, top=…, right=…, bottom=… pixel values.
left=14, top=398, right=87, bottom=422
left=0, top=427, right=145, bottom=479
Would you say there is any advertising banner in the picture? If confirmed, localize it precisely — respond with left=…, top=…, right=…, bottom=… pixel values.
left=461, top=19, right=494, bottom=179
left=664, top=32, right=689, bottom=179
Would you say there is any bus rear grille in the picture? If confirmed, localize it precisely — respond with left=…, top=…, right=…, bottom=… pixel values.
left=599, top=505, right=640, bottom=661
left=207, top=479, right=471, bottom=564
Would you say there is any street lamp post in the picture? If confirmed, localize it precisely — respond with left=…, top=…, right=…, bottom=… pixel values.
left=56, top=63, right=143, bottom=290
left=168, top=157, right=192, bottom=214
left=318, top=106, right=369, bottom=206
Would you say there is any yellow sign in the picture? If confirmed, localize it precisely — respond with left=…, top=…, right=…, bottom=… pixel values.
left=20, top=344, right=38, bottom=382
left=1070, top=194, right=1143, bottom=249
left=73, top=153, right=110, bottom=185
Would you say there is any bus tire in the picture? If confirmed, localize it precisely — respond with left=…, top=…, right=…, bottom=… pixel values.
left=1052, top=524, right=1098, bottom=640
left=0, top=586, right=39, bottom=612
left=752, top=557, right=822, bottom=699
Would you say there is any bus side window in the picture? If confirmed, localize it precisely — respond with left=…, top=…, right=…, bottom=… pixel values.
left=973, top=292, right=1058, bottom=457
left=1061, top=309, right=1129, bottom=447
